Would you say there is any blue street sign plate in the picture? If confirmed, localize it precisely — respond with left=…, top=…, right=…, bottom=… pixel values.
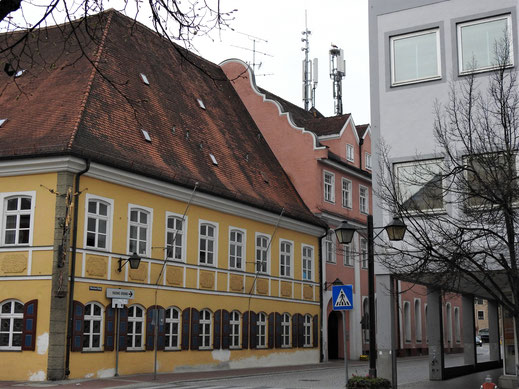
left=332, top=285, right=353, bottom=310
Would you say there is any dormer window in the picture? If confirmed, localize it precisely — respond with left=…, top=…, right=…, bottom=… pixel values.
left=141, top=129, right=151, bottom=142
left=210, top=154, right=218, bottom=165
left=366, top=153, right=372, bottom=170
left=197, top=99, right=206, bottom=110
left=0, top=119, right=7, bottom=127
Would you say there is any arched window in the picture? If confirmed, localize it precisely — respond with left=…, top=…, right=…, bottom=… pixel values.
left=425, top=304, right=428, bottom=344
left=404, top=301, right=411, bottom=343
left=414, top=299, right=422, bottom=342
left=281, top=313, right=291, bottom=347
left=230, top=311, right=241, bottom=348
left=445, top=303, right=453, bottom=344
left=454, top=307, right=460, bottom=343
left=304, top=314, right=312, bottom=347
left=200, top=309, right=212, bottom=348
left=128, top=305, right=145, bottom=350
left=83, top=302, right=103, bottom=351
left=3, top=196, right=32, bottom=245
left=165, top=306, right=181, bottom=350
left=257, top=312, right=267, bottom=348
left=0, top=299, right=23, bottom=350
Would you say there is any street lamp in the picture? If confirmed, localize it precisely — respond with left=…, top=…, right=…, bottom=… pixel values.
left=324, top=277, right=344, bottom=290
left=334, top=215, right=407, bottom=378
left=117, top=252, right=142, bottom=272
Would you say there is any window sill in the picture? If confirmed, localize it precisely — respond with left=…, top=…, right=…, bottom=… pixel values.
left=0, top=348, right=22, bottom=352
left=324, top=200, right=335, bottom=205
left=229, top=346, right=242, bottom=350
left=459, top=63, right=514, bottom=77
left=281, top=345, right=292, bottom=349
left=126, top=349, right=146, bottom=352
left=81, top=349, right=104, bottom=353
left=391, top=75, right=442, bottom=88
left=341, top=205, right=352, bottom=210
left=164, top=347, right=181, bottom=351
left=199, top=347, right=213, bottom=351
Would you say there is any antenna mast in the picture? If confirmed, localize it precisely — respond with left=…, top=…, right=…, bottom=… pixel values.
left=301, top=11, right=318, bottom=111
left=329, top=45, right=346, bottom=116
left=232, top=31, right=272, bottom=76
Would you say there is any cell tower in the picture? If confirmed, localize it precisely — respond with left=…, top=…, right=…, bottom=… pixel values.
left=301, top=11, right=318, bottom=111
left=329, top=45, right=346, bottom=116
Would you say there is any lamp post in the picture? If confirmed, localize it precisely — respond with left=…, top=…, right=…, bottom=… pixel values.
left=334, top=215, right=406, bottom=378
left=117, top=252, right=142, bottom=272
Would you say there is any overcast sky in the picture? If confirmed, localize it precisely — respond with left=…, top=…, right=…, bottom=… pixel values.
left=191, top=0, right=370, bottom=124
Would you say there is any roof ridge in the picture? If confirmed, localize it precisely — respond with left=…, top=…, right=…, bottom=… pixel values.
left=66, top=11, right=114, bottom=151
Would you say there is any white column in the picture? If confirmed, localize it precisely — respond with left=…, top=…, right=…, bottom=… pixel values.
left=376, top=274, right=397, bottom=387
left=462, top=294, right=475, bottom=366
left=427, top=287, right=444, bottom=380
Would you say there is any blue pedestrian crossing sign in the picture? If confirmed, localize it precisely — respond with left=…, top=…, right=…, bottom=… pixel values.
left=332, top=285, right=353, bottom=310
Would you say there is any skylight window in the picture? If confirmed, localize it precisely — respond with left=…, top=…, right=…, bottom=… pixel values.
left=0, top=118, right=7, bottom=127
left=14, top=69, right=25, bottom=78
left=210, top=154, right=218, bottom=166
left=140, top=73, right=150, bottom=85
left=197, top=99, right=206, bottom=110
left=141, top=129, right=151, bottom=142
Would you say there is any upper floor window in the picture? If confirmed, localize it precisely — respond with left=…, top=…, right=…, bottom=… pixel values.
left=199, top=222, right=217, bottom=266
left=323, top=171, right=335, bottom=203
left=366, top=153, right=372, bottom=170
left=343, top=243, right=353, bottom=267
left=128, top=206, right=152, bottom=256
left=85, top=196, right=112, bottom=250
left=394, top=159, right=444, bottom=212
left=279, top=240, right=292, bottom=277
left=390, top=28, right=441, bottom=86
left=0, top=299, right=23, bottom=350
left=281, top=313, right=291, bottom=347
left=342, top=178, right=352, bottom=208
left=360, top=186, right=369, bottom=214
left=346, top=144, right=355, bottom=162
left=200, top=309, right=212, bottom=349
left=360, top=238, right=368, bottom=269
left=83, top=302, right=103, bottom=351
left=166, top=213, right=186, bottom=261
left=257, top=312, right=267, bottom=348
left=458, top=14, right=513, bottom=74
left=127, top=305, right=145, bottom=350
left=3, top=195, right=32, bottom=245
left=303, top=314, right=312, bottom=347
left=165, top=306, right=181, bottom=350
left=324, top=231, right=336, bottom=264
left=302, top=245, right=313, bottom=281
left=229, top=228, right=245, bottom=270
left=230, top=311, right=241, bottom=348
left=255, top=234, right=270, bottom=274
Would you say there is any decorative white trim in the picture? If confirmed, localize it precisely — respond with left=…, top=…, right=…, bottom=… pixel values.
left=0, top=156, right=86, bottom=177
left=0, top=246, right=52, bottom=252
left=27, top=250, right=32, bottom=276
left=0, top=275, right=52, bottom=281
left=319, top=159, right=372, bottom=183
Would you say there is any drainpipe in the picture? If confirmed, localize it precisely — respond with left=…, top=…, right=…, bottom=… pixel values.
left=319, top=233, right=324, bottom=362
left=65, top=159, right=90, bottom=376
left=359, top=138, right=364, bottom=170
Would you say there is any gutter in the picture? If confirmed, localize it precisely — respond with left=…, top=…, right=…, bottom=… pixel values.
left=65, top=159, right=90, bottom=376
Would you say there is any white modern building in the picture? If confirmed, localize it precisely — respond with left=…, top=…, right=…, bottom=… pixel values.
left=369, top=0, right=515, bottom=386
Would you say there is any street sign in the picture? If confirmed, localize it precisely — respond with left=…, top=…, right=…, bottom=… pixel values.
left=332, top=284, right=353, bottom=311
left=111, top=298, right=128, bottom=308
left=106, top=288, right=135, bottom=299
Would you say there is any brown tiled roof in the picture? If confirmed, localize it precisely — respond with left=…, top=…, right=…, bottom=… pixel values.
left=0, top=10, right=324, bottom=227
left=356, top=124, right=369, bottom=139
left=257, top=87, right=350, bottom=136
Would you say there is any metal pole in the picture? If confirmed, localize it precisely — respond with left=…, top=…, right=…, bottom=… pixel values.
left=368, top=214, right=377, bottom=377
left=115, top=307, right=120, bottom=377
left=153, top=309, right=158, bottom=380
left=343, top=311, right=349, bottom=387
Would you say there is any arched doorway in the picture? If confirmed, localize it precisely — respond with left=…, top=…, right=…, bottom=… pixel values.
left=328, top=311, right=340, bottom=359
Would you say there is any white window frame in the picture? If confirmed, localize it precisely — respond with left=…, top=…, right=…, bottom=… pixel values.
left=343, top=242, right=353, bottom=267
left=366, top=153, right=372, bottom=170
left=323, top=171, right=335, bottom=203
left=279, top=239, right=293, bottom=278
left=198, top=220, right=219, bottom=267
left=165, top=212, right=187, bottom=262
left=127, top=304, right=145, bottom=351
left=230, top=310, right=241, bottom=349
left=360, top=238, right=368, bottom=269
left=390, top=28, right=442, bottom=86
left=324, top=231, right=336, bottom=264
left=281, top=313, right=291, bottom=347
left=404, top=301, right=412, bottom=343
left=454, top=306, right=461, bottom=343
left=302, top=244, right=314, bottom=281
left=127, top=204, right=153, bottom=257
left=346, top=144, right=355, bottom=162
left=457, top=14, right=514, bottom=75
left=257, top=312, right=267, bottom=348
left=477, top=310, right=485, bottom=320
left=165, top=306, right=181, bottom=350
left=303, top=314, right=312, bottom=347
left=255, top=233, right=271, bottom=274
left=84, top=194, right=113, bottom=251
left=229, top=227, right=246, bottom=271
left=0, top=299, right=24, bottom=350
left=359, top=185, right=369, bottom=214
left=341, top=178, right=352, bottom=209
left=199, top=309, right=212, bottom=349
left=83, top=302, right=104, bottom=351
left=1, top=191, right=36, bottom=246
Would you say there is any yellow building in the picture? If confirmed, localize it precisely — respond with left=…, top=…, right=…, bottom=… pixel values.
left=0, top=11, right=325, bottom=381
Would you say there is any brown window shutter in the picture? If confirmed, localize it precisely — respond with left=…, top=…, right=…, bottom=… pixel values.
left=242, top=311, right=249, bottom=349
left=146, top=306, right=154, bottom=351
left=21, top=299, right=38, bottom=351
left=71, top=301, right=84, bottom=352
left=268, top=313, right=274, bottom=349
left=275, top=312, right=282, bottom=348
left=297, top=314, right=304, bottom=347
left=157, top=306, right=165, bottom=351
left=222, top=310, right=230, bottom=349
left=190, top=308, right=200, bottom=350
left=104, top=305, right=115, bottom=351
left=181, top=308, right=191, bottom=350
left=250, top=311, right=258, bottom=349
left=291, top=314, right=298, bottom=347
left=213, top=309, right=221, bottom=349
left=313, top=314, right=318, bottom=347
left=118, top=306, right=128, bottom=351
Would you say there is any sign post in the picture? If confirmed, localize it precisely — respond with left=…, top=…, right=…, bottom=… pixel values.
left=332, top=284, right=354, bottom=387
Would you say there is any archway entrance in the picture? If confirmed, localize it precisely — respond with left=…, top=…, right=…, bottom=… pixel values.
left=328, top=311, right=340, bottom=359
